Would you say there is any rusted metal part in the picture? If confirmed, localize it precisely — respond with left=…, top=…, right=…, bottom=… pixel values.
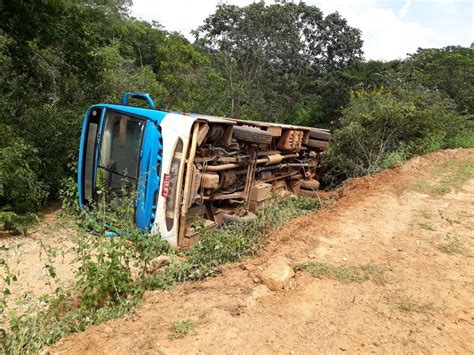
left=277, top=129, right=305, bottom=151
left=260, top=171, right=301, bottom=183
left=204, top=153, right=299, bottom=171
left=243, top=146, right=257, bottom=202
left=196, top=124, right=209, bottom=146
left=178, top=123, right=200, bottom=247
left=201, top=192, right=245, bottom=201
left=219, top=170, right=237, bottom=190
left=201, top=172, right=219, bottom=190
left=205, top=163, right=241, bottom=171
left=173, top=117, right=329, bottom=247
left=263, top=154, right=283, bottom=165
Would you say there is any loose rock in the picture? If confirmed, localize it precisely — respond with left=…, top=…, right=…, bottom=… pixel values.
left=259, top=256, right=295, bottom=291
left=147, top=255, right=172, bottom=273
left=143, top=290, right=160, bottom=303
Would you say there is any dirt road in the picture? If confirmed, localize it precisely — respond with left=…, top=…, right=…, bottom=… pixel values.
left=46, top=149, right=474, bottom=354
left=0, top=207, right=76, bottom=301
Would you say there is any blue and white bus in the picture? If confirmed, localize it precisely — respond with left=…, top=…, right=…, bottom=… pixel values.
left=78, top=92, right=329, bottom=247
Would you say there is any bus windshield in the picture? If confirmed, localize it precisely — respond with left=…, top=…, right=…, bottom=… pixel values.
left=96, top=111, right=145, bottom=202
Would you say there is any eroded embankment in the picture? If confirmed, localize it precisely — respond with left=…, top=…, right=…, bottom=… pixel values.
left=44, top=149, right=474, bottom=354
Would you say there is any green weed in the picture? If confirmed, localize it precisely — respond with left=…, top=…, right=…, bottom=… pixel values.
left=418, top=223, right=436, bottom=231
left=296, top=262, right=386, bottom=284
left=397, top=295, right=434, bottom=314
left=0, top=211, right=39, bottom=235
left=146, top=196, right=319, bottom=286
left=438, top=234, right=470, bottom=257
left=408, top=158, right=474, bottom=196
left=168, top=319, right=196, bottom=340
left=447, top=132, right=474, bottom=149
left=421, top=211, right=433, bottom=220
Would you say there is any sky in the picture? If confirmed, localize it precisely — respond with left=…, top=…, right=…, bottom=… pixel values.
left=130, top=0, right=473, bottom=61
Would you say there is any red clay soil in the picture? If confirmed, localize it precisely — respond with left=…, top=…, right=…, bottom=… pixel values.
left=46, top=149, right=474, bottom=354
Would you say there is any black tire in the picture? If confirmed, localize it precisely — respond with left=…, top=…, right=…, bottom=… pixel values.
left=232, top=126, right=273, bottom=145
left=306, top=139, right=329, bottom=149
left=298, top=188, right=319, bottom=198
left=300, top=179, right=320, bottom=190
left=309, top=130, right=331, bottom=141
left=222, top=212, right=257, bottom=224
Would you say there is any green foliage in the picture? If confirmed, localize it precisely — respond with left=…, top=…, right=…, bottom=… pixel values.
left=0, top=0, right=221, bottom=226
left=2, top=0, right=471, bottom=223
left=403, top=46, right=474, bottom=114
left=195, top=1, right=363, bottom=121
left=321, top=85, right=469, bottom=186
left=0, top=130, right=48, bottom=213
left=156, top=196, right=319, bottom=284
left=1, top=292, right=137, bottom=355
left=297, top=262, right=386, bottom=284
left=59, top=177, right=80, bottom=214
left=2, top=0, right=473, bottom=351
left=73, top=232, right=136, bottom=309
left=0, top=211, right=39, bottom=235
left=168, top=319, right=197, bottom=340
left=445, top=121, right=474, bottom=149
left=72, top=193, right=170, bottom=309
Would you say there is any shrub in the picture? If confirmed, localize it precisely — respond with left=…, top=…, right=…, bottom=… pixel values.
left=59, top=177, right=80, bottom=215
left=73, top=193, right=170, bottom=308
left=0, top=132, right=49, bottom=213
left=0, top=211, right=39, bottom=235
left=321, top=85, right=468, bottom=186
left=445, top=120, right=474, bottom=149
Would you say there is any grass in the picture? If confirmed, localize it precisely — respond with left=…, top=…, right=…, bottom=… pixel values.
left=396, top=295, right=434, bottom=314
left=418, top=223, right=436, bottom=231
left=448, top=132, right=474, bottom=149
left=438, top=234, right=470, bottom=257
left=0, top=211, right=39, bottom=235
left=168, top=319, right=197, bottom=340
left=296, top=262, right=386, bottom=284
left=421, top=211, right=433, bottom=220
left=0, top=298, right=137, bottom=355
left=407, top=157, right=474, bottom=196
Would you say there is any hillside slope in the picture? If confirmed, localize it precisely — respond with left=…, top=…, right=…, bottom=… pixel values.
left=49, top=149, right=474, bottom=354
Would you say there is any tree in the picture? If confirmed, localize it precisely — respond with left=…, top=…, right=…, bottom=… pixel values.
left=0, top=0, right=226, bottom=220
left=194, top=0, right=363, bottom=122
left=402, top=46, right=474, bottom=114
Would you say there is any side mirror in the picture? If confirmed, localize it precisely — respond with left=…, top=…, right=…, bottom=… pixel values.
left=122, top=92, right=156, bottom=109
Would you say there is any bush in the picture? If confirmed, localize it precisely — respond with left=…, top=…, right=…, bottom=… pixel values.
left=445, top=120, right=474, bottom=149
left=73, top=193, right=170, bottom=309
left=321, top=86, right=469, bottom=186
left=0, top=127, right=49, bottom=234
left=0, top=132, right=49, bottom=214
left=0, top=211, right=39, bottom=235
left=59, top=177, right=80, bottom=215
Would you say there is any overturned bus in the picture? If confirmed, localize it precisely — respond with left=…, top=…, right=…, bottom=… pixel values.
left=78, top=92, right=330, bottom=247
